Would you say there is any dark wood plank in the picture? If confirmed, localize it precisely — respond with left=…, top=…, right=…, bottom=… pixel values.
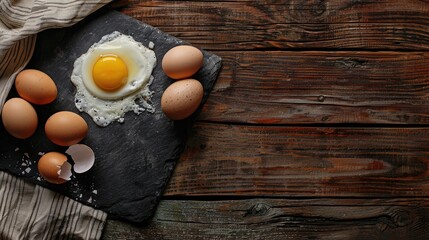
left=199, top=51, right=429, bottom=124
left=118, top=0, right=429, bottom=50
left=110, top=3, right=429, bottom=240
left=103, top=198, right=429, bottom=240
left=165, top=123, right=429, bottom=197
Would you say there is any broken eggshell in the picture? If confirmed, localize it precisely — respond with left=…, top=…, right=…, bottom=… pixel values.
left=38, top=152, right=72, bottom=184
left=66, top=144, right=95, bottom=173
left=58, top=162, right=72, bottom=181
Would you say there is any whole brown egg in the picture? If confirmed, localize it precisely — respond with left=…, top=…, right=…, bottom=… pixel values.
left=45, top=111, right=88, bottom=146
left=15, top=69, right=57, bottom=105
left=161, top=79, right=204, bottom=120
left=1, top=98, right=38, bottom=139
left=162, top=46, right=203, bottom=80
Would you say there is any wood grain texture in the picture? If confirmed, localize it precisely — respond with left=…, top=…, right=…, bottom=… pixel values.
left=117, top=0, right=429, bottom=50
left=102, top=1, right=429, bottom=239
left=103, top=198, right=429, bottom=240
left=165, top=123, right=429, bottom=197
left=199, top=51, right=429, bottom=124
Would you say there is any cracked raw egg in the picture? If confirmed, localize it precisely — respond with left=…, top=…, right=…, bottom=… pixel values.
left=71, top=31, right=156, bottom=127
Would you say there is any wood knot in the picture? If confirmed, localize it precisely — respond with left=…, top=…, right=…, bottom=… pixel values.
left=318, top=95, right=325, bottom=102
left=245, top=203, right=271, bottom=217
left=335, top=58, right=368, bottom=70
left=378, top=208, right=412, bottom=232
left=311, top=1, right=326, bottom=16
left=390, top=208, right=412, bottom=227
left=321, top=116, right=329, bottom=122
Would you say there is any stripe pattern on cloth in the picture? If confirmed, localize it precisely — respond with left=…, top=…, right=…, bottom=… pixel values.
left=0, top=171, right=107, bottom=240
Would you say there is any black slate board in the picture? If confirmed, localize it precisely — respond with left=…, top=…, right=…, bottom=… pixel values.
left=0, top=10, right=221, bottom=223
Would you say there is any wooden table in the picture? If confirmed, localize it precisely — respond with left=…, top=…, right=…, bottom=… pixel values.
left=103, top=1, right=429, bottom=239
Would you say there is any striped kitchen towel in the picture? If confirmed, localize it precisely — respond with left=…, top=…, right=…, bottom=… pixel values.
left=0, top=1, right=112, bottom=239
left=0, top=171, right=107, bottom=240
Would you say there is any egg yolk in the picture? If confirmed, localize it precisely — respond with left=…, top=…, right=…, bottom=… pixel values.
left=92, top=55, right=128, bottom=91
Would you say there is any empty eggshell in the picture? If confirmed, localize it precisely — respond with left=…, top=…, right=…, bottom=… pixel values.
left=58, top=162, right=72, bottom=181
left=161, top=79, right=204, bottom=120
left=15, top=69, right=58, bottom=105
left=66, top=144, right=95, bottom=173
left=38, top=152, right=70, bottom=184
left=1, top=98, right=38, bottom=139
left=45, top=111, right=88, bottom=146
left=162, top=45, right=203, bottom=80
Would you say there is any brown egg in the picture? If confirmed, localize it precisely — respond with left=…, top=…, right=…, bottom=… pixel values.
left=162, top=45, right=203, bottom=80
left=38, top=152, right=69, bottom=184
left=45, top=111, right=88, bottom=146
left=15, top=69, right=57, bottom=105
left=161, top=79, right=204, bottom=120
left=1, top=98, right=38, bottom=139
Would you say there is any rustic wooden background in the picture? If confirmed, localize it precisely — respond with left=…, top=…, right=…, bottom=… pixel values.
left=103, top=0, right=429, bottom=239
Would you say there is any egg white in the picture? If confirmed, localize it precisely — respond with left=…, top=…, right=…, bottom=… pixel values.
left=71, top=31, right=156, bottom=127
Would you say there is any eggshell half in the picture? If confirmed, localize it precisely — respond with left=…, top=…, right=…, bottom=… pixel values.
left=66, top=144, right=95, bottom=173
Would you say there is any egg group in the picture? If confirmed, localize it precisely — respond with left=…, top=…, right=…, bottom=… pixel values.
left=161, top=45, right=205, bottom=120
left=2, top=69, right=59, bottom=139
left=1, top=68, right=94, bottom=184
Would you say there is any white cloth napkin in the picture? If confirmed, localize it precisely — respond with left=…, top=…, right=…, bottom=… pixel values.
left=0, top=1, right=112, bottom=239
